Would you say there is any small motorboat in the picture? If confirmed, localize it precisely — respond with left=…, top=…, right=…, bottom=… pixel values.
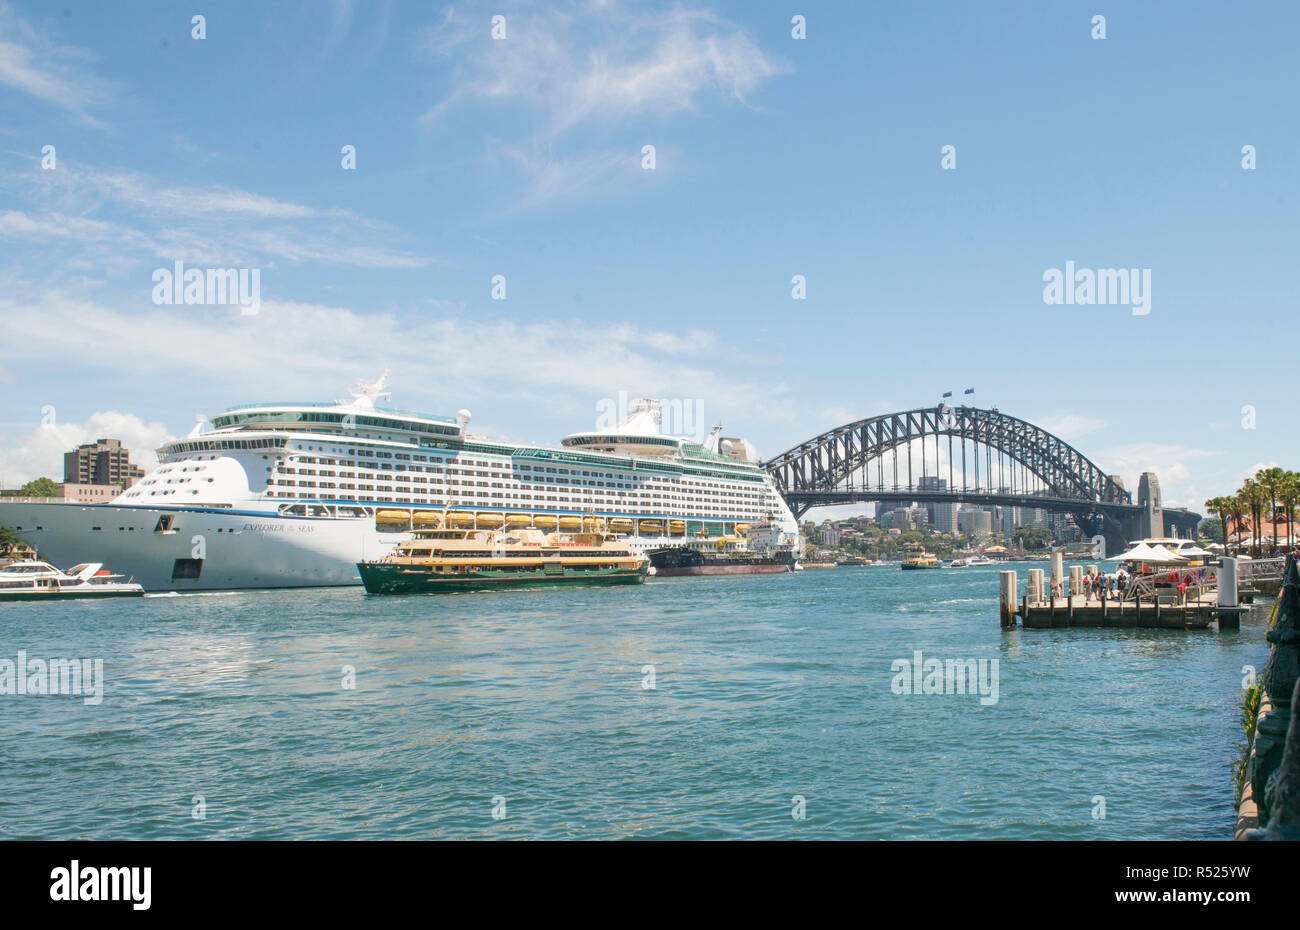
left=0, top=560, right=144, bottom=600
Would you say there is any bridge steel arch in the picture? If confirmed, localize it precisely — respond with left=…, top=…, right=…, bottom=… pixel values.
left=760, top=406, right=1158, bottom=555
left=765, top=406, right=1130, bottom=507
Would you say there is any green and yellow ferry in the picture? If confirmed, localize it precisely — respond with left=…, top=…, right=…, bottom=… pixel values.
left=357, top=527, right=648, bottom=594
left=900, top=541, right=943, bottom=570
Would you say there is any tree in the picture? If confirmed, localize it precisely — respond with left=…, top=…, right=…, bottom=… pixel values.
left=1257, top=467, right=1287, bottom=553
left=19, top=477, right=58, bottom=498
left=1198, top=517, right=1223, bottom=543
left=1225, top=495, right=1248, bottom=556
left=1014, top=526, right=1053, bottom=552
left=1240, top=481, right=1265, bottom=557
left=1205, top=496, right=1233, bottom=549
left=1279, top=471, right=1300, bottom=550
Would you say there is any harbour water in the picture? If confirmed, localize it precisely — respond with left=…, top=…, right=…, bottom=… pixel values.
left=0, top=563, right=1264, bottom=840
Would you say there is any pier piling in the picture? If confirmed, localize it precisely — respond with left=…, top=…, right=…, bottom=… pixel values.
left=999, top=571, right=1017, bottom=629
left=1029, top=568, right=1045, bottom=604
left=1219, top=557, right=1238, bottom=608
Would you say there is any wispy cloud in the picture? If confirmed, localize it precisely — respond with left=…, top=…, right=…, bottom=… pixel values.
left=1093, top=442, right=1224, bottom=510
left=425, top=4, right=783, bottom=133
left=423, top=1, right=786, bottom=208
left=0, top=163, right=436, bottom=271
left=1034, top=412, right=1108, bottom=443
left=0, top=2, right=115, bottom=126
left=489, top=140, right=642, bottom=211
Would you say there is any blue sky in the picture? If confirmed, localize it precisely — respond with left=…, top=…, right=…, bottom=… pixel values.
left=0, top=0, right=1296, bottom=513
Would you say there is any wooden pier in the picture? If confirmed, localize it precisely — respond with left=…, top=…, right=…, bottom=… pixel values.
left=1016, top=592, right=1219, bottom=629
left=998, top=558, right=1251, bottom=631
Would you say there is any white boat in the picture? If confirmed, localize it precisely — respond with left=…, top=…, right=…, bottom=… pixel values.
left=0, top=560, right=144, bottom=600
left=0, top=374, right=801, bottom=592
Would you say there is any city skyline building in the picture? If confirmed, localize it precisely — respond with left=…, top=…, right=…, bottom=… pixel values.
left=63, top=438, right=144, bottom=491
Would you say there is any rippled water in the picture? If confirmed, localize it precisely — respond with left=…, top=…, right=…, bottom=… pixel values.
left=0, top=563, right=1266, bottom=839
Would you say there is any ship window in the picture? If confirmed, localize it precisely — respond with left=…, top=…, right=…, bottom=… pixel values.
left=171, top=558, right=203, bottom=581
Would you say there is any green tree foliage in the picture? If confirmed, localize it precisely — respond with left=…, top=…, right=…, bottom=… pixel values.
left=19, top=477, right=58, bottom=498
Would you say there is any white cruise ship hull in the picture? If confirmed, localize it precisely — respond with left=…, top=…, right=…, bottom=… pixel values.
left=0, top=502, right=391, bottom=592
left=0, top=501, right=755, bottom=592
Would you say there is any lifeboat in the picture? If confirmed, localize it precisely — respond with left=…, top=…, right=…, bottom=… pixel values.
left=638, top=520, right=663, bottom=534
left=505, top=514, right=532, bottom=528
left=734, top=523, right=751, bottom=534
left=447, top=511, right=476, bottom=527
left=476, top=513, right=505, bottom=528
left=582, top=516, right=604, bottom=531
left=558, top=516, right=583, bottom=530
left=669, top=520, right=686, bottom=535
left=608, top=518, right=634, bottom=533
left=412, top=512, right=443, bottom=527
left=376, top=510, right=410, bottom=526
left=533, top=515, right=558, bottom=530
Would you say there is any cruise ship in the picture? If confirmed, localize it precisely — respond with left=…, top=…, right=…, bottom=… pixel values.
left=0, top=375, right=800, bottom=591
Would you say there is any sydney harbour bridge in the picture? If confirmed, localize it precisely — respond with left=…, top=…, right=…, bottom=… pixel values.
left=761, top=405, right=1200, bottom=555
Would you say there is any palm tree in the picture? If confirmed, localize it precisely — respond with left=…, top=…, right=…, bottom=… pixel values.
left=1224, top=494, right=1247, bottom=555
left=1257, top=467, right=1287, bottom=554
left=1205, top=496, right=1232, bottom=549
left=1239, top=482, right=1264, bottom=558
left=1227, top=494, right=1248, bottom=559
left=1279, top=471, right=1300, bottom=551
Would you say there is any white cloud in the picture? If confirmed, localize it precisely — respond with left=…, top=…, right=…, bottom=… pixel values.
left=425, top=4, right=784, bottom=134
left=1092, top=442, right=1224, bottom=510
left=0, top=2, right=115, bottom=125
left=1, top=165, right=436, bottom=271
left=1034, top=412, right=1108, bottom=442
left=31, top=166, right=349, bottom=221
left=422, top=2, right=786, bottom=208
left=490, top=141, right=642, bottom=211
left=0, top=411, right=172, bottom=488
left=0, top=209, right=151, bottom=247
left=1235, top=461, right=1281, bottom=487
left=0, top=292, right=797, bottom=448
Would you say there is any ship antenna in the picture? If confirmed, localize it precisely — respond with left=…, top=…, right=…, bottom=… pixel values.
left=349, top=369, right=392, bottom=409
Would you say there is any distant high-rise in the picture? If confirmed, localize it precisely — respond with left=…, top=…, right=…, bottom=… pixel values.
left=933, top=501, right=959, bottom=533
left=1020, top=507, right=1047, bottom=527
left=918, top=476, right=957, bottom=532
left=63, top=439, right=144, bottom=490
left=887, top=508, right=913, bottom=531
left=958, top=508, right=993, bottom=536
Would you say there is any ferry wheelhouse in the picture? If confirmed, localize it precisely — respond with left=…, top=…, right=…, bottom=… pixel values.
left=0, top=375, right=800, bottom=591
